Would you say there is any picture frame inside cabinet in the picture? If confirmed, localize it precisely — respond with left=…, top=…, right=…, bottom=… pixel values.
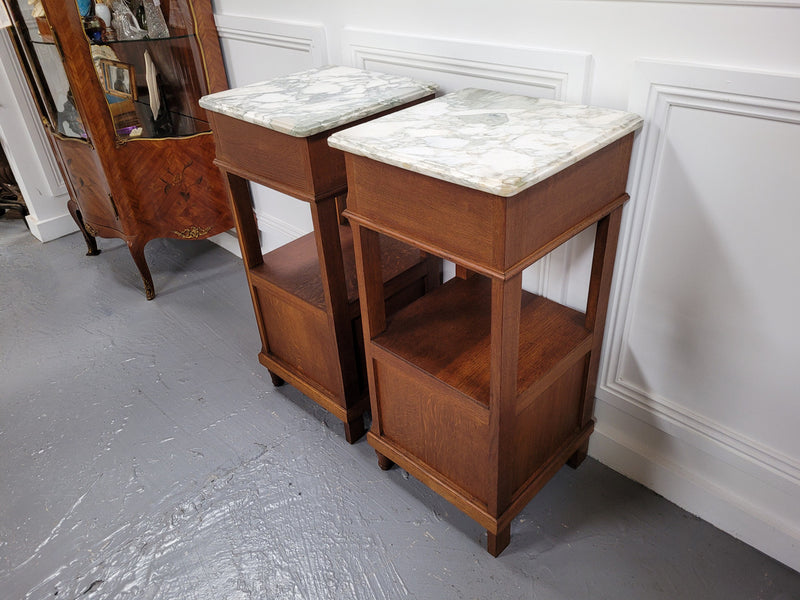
left=99, top=58, right=137, bottom=100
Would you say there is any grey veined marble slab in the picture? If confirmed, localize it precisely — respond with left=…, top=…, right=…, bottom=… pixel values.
left=199, top=65, right=437, bottom=138
left=328, top=88, right=643, bottom=197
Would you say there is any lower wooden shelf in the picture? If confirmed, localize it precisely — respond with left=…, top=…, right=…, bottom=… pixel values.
left=375, top=275, right=592, bottom=405
left=250, top=223, right=429, bottom=317
left=367, top=274, right=594, bottom=536
left=246, top=223, right=439, bottom=434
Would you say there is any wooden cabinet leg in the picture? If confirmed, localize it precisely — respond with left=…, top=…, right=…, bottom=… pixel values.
left=343, top=415, right=366, bottom=444
left=267, top=370, right=284, bottom=387
left=487, top=525, right=511, bottom=557
left=126, top=239, right=155, bottom=300
left=376, top=451, right=394, bottom=471
left=567, top=440, right=589, bottom=469
left=310, top=197, right=360, bottom=401
left=67, top=200, right=100, bottom=256
left=455, top=264, right=476, bottom=280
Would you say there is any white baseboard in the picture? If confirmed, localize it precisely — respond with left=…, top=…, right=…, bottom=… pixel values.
left=25, top=211, right=78, bottom=243
left=209, top=211, right=309, bottom=258
left=208, top=229, right=241, bottom=257
left=590, top=398, right=800, bottom=573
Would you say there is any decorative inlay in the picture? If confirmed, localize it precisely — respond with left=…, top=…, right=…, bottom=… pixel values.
left=84, top=223, right=98, bottom=236
left=173, top=225, right=212, bottom=239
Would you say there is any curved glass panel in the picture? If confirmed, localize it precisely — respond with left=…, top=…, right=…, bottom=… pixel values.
left=3, top=0, right=86, bottom=139
left=83, top=0, right=212, bottom=140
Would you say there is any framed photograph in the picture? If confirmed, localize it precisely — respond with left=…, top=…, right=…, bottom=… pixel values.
left=99, top=59, right=137, bottom=100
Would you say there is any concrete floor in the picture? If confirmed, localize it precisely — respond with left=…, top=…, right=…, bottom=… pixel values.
left=1, top=219, right=799, bottom=600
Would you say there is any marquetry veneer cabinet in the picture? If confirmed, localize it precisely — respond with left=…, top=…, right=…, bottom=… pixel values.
left=3, top=0, right=232, bottom=298
left=330, top=88, right=643, bottom=555
left=200, top=67, right=441, bottom=443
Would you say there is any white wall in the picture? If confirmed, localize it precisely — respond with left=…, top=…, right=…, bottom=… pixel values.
left=211, top=0, right=800, bottom=571
left=0, top=34, right=76, bottom=242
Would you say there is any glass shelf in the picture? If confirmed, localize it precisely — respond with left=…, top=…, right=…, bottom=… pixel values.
left=5, top=0, right=214, bottom=141
left=90, top=33, right=196, bottom=45
left=83, top=0, right=212, bottom=140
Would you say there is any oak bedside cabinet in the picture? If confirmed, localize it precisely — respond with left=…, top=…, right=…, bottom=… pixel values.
left=200, top=67, right=441, bottom=442
left=330, top=88, right=642, bottom=554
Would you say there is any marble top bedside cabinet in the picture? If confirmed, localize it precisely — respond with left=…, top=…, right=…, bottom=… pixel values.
left=329, top=88, right=643, bottom=554
left=199, top=66, right=440, bottom=443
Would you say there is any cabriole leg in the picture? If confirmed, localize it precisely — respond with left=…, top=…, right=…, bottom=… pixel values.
left=67, top=200, right=100, bottom=256
left=126, top=239, right=155, bottom=300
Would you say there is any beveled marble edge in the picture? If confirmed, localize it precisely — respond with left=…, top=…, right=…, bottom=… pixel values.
left=198, top=65, right=437, bottom=138
left=328, top=88, right=644, bottom=197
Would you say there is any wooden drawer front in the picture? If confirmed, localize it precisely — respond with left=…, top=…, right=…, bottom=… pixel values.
left=211, top=113, right=315, bottom=200
left=346, top=134, right=634, bottom=273
left=373, top=354, right=491, bottom=506
left=345, top=156, right=499, bottom=270
left=255, top=288, right=344, bottom=404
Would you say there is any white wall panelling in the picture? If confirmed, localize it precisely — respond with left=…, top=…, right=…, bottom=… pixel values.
left=341, top=29, right=595, bottom=304
left=213, top=15, right=327, bottom=88
left=211, top=16, right=328, bottom=256
left=593, top=59, right=800, bottom=571
left=340, top=29, right=592, bottom=103
left=0, top=35, right=75, bottom=242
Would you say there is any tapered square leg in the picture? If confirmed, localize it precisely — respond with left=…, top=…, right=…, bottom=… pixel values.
left=344, top=416, right=366, bottom=444
left=376, top=452, right=394, bottom=471
left=268, top=370, right=285, bottom=387
left=487, top=525, right=510, bottom=557
left=567, top=440, right=589, bottom=469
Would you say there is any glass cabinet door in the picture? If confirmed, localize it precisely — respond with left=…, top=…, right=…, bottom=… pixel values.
left=2, top=0, right=87, bottom=139
left=81, top=0, right=213, bottom=140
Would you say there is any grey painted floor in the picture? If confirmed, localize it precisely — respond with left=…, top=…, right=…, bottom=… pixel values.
left=1, top=219, right=799, bottom=600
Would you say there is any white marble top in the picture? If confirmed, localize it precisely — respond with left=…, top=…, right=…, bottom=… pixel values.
left=328, top=88, right=643, bottom=197
left=198, top=66, right=437, bottom=138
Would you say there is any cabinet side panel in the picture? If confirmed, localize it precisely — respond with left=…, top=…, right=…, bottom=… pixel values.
left=512, top=360, right=585, bottom=495
left=374, top=355, right=491, bottom=505
left=507, top=134, right=634, bottom=269
left=187, top=0, right=229, bottom=93
left=55, top=138, right=119, bottom=231
left=255, top=288, right=345, bottom=405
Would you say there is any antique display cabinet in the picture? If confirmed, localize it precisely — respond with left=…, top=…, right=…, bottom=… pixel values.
left=2, top=0, right=232, bottom=298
